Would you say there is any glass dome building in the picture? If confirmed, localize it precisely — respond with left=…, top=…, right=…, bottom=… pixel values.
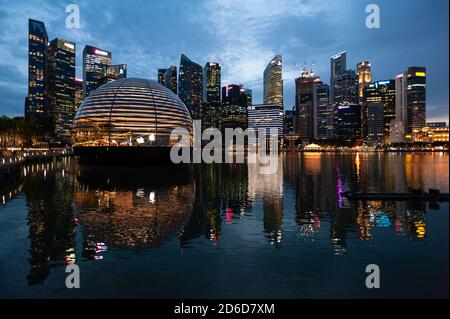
left=72, top=78, right=193, bottom=164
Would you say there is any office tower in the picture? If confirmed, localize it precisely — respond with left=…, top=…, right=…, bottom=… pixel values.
left=220, top=84, right=248, bottom=130
left=202, top=62, right=221, bottom=129
left=98, top=64, right=127, bottom=86
left=364, top=80, right=396, bottom=140
left=366, top=103, right=385, bottom=146
left=26, top=19, right=48, bottom=120
left=284, top=108, right=295, bottom=135
left=388, top=73, right=408, bottom=143
left=333, top=70, right=358, bottom=106
left=244, top=88, right=253, bottom=106
left=178, top=54, right=203, bottom=119
left=46, top=38, right=76, bottom=138
left=74, top=78, right=83, bottom=111
left=263, top=55, right=283, bottom=105
left=330, top=51, right=347, bottom=102
left=315, top=83, right=333, bottom=139
left=203, top=62, right=221, bottom=102
left=158, top=68, right=167, bottom=85
left=406, top=67, right=426, bottom=137
left=247, top=104, right=284, bottom=139
left=357, top=61, right=372, bottom=102
left=335, top=104, right=361, bottom=142
left=82, top=45, right=112, bottom=98
left=294, top=69, right=321, bottom=141
left=164, top=65, right=177, bottom=94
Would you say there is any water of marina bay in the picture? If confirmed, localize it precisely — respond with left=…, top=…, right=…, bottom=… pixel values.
left=0, top=153, right=448, bottom=299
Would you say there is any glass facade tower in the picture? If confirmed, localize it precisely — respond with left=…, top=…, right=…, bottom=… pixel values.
left=178, top=54, right=203, bottom=119
left=263, top=55, right=283, bottom=105
left=82, top=45, right=112, bottom=99
left=26, top=19, right=48, bottom=120
left=46, top=38, right=76, bottom=138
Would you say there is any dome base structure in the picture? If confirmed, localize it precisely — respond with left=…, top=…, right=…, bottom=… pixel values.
left=74, top=146, right=191, bottom=165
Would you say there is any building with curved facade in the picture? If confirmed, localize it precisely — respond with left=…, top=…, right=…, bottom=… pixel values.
left=263, top=55, right=283, bottom=106
left=72, top=78, right=193, bottom=164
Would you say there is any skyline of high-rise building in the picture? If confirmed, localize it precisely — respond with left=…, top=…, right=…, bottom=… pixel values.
left=45, top=38, right=76, bottom=138
left=26, top=19, right=48, bottom=121
left=263, top=55, right=283, bottom=106
left=178, top=54, right=203, bottom=119
left=82, top=45, right=112, bottom=99
left=20, top=16, right=436, bottom=147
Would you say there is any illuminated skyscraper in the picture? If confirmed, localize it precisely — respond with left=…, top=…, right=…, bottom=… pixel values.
left=75, top=78, right=83, bottom=112
left=294, top=69, right=321, bottom=141
left=203, top=62, right=221, bottom=128
left=82, top=45, right=112, bottom=98
left=357, top=61, right=372, bottom=102
left=221, top=84, right=248, bottom=130
left=335, top=104, right=361, bottom=142
left=164, top=66, right=177, bottom=95
left=179, top=54, right=203, bottom=119
left=333, top=70, right=358, bottom=106
left=364, top=80, right=396, bottom=140
left=158, top=68, right=167, bottom=85
left=26, top=19, right=48, bottom=120
left=330, top=51, right=346, bottom=103
left=406, top=67, right=426, bottom=137
left=366, top=103, right=385, bottom=146
left=247, top=104, right=284, bottom=139
left=98, top=64, right=127, bottom=86
left=263, top=55, right=283, bottom=105
left=244, top=88, right=253, bottom=106
left=315, top=83, right=333, bottom=139
left=389, top=73, right=408, bottom=143
left=45, top=38, right=76, bottom=138
left=203, top=62, right=221, bottom=102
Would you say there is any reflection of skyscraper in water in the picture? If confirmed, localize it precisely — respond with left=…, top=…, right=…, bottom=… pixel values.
left=295, top=154, right=323, bottom=239
left=25, top=160, right=76, bottom=285
left=248, top=154, right=284, bottom=245
left=180, top=164, right=250, bottom=244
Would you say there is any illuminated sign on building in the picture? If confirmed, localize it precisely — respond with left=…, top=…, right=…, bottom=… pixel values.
left=63, top=42, right=75, bottom=50
left=95, top=49, right=108, bottom=56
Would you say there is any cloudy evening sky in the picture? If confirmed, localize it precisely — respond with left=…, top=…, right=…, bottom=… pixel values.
left=0, top=0, right=448, bottom=122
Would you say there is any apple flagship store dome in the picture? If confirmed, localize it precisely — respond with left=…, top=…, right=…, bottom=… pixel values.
left=72, top=78, right=192, bottom=149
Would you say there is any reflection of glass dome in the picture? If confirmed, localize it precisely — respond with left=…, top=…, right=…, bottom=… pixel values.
left=72, top=78, right=192, bottom=147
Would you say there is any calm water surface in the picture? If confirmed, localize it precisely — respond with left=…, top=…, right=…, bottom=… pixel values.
left=0, top=153, right=448, bottom=298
